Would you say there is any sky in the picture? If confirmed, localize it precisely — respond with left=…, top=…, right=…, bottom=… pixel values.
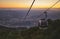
left=0, top=0, right=60, bottom=8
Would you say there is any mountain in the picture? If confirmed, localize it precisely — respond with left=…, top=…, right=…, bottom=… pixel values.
left=0, top=19, right=60, bottom=39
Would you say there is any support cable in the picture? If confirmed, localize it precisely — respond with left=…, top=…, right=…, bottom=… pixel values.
left=23, top=0, right=35, bottom=20
left=33, top=0, right=60, bottom=20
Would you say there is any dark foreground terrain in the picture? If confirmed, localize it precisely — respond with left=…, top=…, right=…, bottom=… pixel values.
left=0, top=19, right=60, bottom=39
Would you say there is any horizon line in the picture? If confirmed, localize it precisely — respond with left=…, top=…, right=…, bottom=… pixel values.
left=0, top=8, right=60, bottom=9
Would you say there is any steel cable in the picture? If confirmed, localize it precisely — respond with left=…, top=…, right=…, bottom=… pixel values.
left=23, top=0, right=35, bottom=20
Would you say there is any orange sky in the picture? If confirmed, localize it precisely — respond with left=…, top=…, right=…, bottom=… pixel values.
left=0, top=0, right=60, bottom=8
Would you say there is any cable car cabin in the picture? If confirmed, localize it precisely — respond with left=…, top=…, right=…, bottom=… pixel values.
left=38, top=19, right=48, bottom=28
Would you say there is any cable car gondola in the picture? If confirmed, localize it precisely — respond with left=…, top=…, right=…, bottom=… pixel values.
left=38, top=19, right=48, bottom=28
left=38, top=11, right=48, bottom=29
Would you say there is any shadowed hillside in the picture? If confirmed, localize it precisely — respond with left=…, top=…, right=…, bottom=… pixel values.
left=0, top=19, right=60, bottom=39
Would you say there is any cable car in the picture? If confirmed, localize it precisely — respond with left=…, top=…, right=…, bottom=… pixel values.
left=38, top=11, right=48, bottom=29
left=38, top=19, right=48, bottom=28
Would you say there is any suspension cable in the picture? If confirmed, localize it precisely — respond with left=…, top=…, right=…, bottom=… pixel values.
left=23, top=0, right=35, bottom=20
left=44, top=0, right=60, bottom=12
left=33, top=0, right=60, bottom=20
